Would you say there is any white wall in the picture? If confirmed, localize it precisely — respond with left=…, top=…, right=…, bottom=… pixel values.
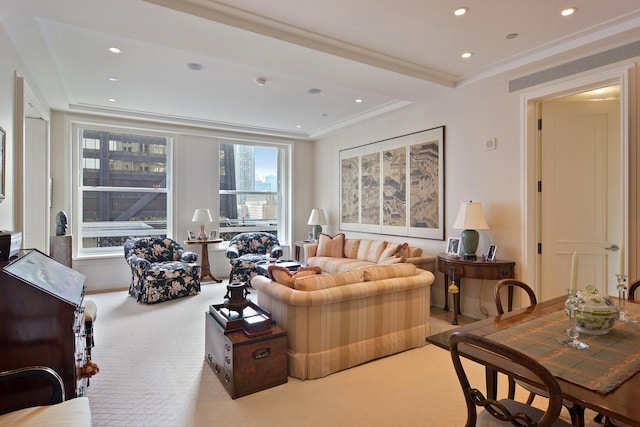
left=0, top=25, right=51, bottom=231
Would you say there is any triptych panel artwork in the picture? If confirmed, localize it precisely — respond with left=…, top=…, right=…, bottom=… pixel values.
left=339, top=126, right=445, bottom=240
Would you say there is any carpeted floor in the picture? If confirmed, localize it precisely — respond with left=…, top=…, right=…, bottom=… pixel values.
left=86, top=281, right=607, bottom=426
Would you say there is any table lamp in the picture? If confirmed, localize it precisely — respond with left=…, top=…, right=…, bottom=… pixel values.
left=453, top=201, right=489, bottom=260
left=192, top=208, right=213, bottom=240
left=307, top=208, right=327, bottom=241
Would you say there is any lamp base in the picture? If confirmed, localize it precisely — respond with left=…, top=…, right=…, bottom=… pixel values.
left=460, top=229, right=479, bottom=260
left=311, top=225, right=322, bottom=241
left=198, top=224, right=208, bottom=240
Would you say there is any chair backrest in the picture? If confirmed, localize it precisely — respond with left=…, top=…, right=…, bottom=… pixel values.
left=124, top=237, right=183, bottom=263
left=494, top=279, right=537, bottom=315
left=629, top=279, right=640, bottom=301
left=449, top=331, right=564, bottom=427
left=228, top=232, right=280, bottom=256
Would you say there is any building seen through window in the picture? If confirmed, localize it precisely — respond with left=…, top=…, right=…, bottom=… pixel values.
left=78, top=129, right=170, bottom=254
left=219, top=142, right=280, bottom=241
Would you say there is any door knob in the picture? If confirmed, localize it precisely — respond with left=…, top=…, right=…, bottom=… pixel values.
left=605, top=244, right=620, bottom=251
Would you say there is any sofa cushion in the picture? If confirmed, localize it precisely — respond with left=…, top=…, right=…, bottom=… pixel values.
left=293, top=270, right=365, bottom=291
left=316, top=233, right=345, bottom=257
left=361, top=263, right=417, bottom=281
left=357, top=239, right=387, bottom=262
left=268, top=265, right=322, bottom=288
left=343, top=239, right=360, bottom=259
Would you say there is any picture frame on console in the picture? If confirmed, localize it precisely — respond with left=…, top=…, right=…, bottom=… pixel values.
left=486, top=245, right=497, bottom=261
left=446, top=237, right=460, bottom=257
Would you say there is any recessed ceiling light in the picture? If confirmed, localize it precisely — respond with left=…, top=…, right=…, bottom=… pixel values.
left=296, top=124, right=302, bottom=128
left=187, top=62, right=203, bottom=71
left=108, top=47, right=121, bottom=54
left=255, top=78, right=267, bottom=86
left=355, top=98, right=364, bottom=103
left=461, top=52, right=473, bottom=59
left=505, top=33, right=518, bottom=40
left=454, top=7, right=467, bottom=16
left=308, top=88, right=322, bottom=94
left=561, top=7, right=576, bottom=16
left=108, top=76, right=118, bottom=82
left=108, top=98, right=116, bottom=102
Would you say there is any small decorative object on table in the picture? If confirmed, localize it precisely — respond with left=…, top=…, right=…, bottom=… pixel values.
left=616, top=274, right=636, bottom=323
left=559, top=288, right=589, bottom=349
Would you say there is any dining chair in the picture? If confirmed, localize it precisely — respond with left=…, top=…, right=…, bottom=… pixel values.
left=494, top=279, right=538, bottom=402
left=628, top=279, right=640, bottom=301
left=449, top=331, right=573, bottom=427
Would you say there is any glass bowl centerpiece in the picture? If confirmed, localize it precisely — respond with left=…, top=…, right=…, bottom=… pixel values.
left=566, top=285, right=619, bottom=335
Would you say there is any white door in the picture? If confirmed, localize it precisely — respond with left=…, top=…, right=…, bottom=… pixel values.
left=23, top=117, right=49, bottom=252
left=540, top=96, right=621, bottom=299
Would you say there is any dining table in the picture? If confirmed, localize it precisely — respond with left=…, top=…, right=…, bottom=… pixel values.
left=426, top=295, right=640, bottom=425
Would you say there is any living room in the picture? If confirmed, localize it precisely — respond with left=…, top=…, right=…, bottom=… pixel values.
left=2, top=2, right=640, bottom=425
left=1, top=2, right=639, bottom=318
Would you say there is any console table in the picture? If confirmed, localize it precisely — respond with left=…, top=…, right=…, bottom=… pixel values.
left=436, top=253, right=515, bottom=325
left=185, top=239, right=223, bottom=283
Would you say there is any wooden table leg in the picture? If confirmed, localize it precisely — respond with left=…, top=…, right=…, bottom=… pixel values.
left=199, top=243, right=222, bottom=283
left=443, top=273, right=450, bottom=311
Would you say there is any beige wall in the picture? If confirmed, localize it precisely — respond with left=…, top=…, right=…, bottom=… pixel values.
left=314, top=62, right=640, bottom=319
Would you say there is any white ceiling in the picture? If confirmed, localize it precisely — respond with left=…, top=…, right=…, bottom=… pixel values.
left=3, top=0, right=640, bottom=139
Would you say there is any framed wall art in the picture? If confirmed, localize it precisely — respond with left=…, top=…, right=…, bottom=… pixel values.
left=339, top=126, right=445, bottom=240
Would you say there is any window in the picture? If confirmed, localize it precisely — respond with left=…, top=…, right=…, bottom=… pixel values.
left=75, top=127, right=172, bottom=255
left=219, top=142, right=283, bottom=241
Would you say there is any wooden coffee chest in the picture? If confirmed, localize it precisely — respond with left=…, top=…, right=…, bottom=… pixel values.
left=204, top=312, right=287, bottom=398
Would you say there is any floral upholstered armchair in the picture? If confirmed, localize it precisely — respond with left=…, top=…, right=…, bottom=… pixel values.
left=125, top=237, right=201, bottom=304
left=225, top=232, right=283, bottom=283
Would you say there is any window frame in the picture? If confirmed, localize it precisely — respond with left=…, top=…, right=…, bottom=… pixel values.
left=71, top=121, right=174, bottom=258
left=217, top=139, right=290, bottom=244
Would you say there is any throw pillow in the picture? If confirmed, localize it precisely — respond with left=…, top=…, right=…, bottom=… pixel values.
left=378, top=255, right=405, bottom=265
left=268, top=265, right=322, bottom=288
left=378, top=243, right=401, bottom=263
left=343, top=239, right=360, bottom=259
left=356, top=239, right=387, bottom=263
left=396, top=243, right=423, bottom=258
left=316, top=233, right=345, bottom=257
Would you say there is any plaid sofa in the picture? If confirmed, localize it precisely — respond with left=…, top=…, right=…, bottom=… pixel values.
left=125, top=237, right=201, bottom=304
left=251, top=263, right=434, bottom=380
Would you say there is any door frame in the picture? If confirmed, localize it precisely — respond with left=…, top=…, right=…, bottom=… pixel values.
left=520, top=64, right=632, bottom=296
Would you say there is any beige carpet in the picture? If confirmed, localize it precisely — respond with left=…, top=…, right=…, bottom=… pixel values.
left=86, top=282, right=605, bottom=426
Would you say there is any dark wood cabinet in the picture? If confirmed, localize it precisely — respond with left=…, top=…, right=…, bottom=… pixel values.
left=204, top=312, right=287, bottom=398
left=0, top=250, right=88, bottom=414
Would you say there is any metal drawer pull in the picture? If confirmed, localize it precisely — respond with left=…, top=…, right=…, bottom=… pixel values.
left=224, top=374, right=231, bottom=383
left=253, top=348, right=270, bottom=360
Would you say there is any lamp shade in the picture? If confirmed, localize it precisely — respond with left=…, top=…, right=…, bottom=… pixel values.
left=453, top=201, right=489, bottom=260
left=307, top=209, right=327, bottom=226
left=192, top=209, right=213, bottom=223
left=453, top=202, right=489, bottom=230
left=192, top=208, right=213, bottom=240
